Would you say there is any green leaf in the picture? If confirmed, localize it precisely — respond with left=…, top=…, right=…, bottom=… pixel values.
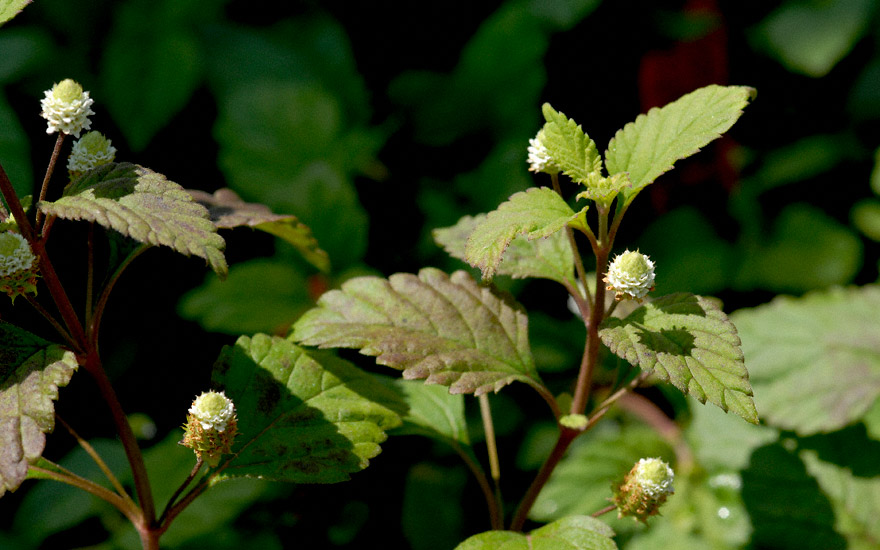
left=852, top=199, right=880, bottom=242
left=403, top=463, right=468, bottom=550
left=38, top=162, right=227, bottom=279
left=178, top=258, right=312, bottom=336
left=751, top=0, right=876, bottom=78
left=189, top=188, right=330, bottom=273
left=292, top=268, right=540, bottom=395
left=434, top=213, right=576, bottom=286
left=455, top=515, right=617, bottom=550
left=0, top=322, right=78, bottom=497
left=212, top=334, right=403, bottom=483
left=391, top=379, right=469, bottom=447
left=540, top=103, right=602, bottom=183
left=0, top=91, right=32, bottom=199
left=464, top=187, right=578, bottom=281
left=531, top=421, right=672, bottom=524
left=731, top=285, right=880, bottom=435
left=686, top=399, right=778, bottom=472
left=600, top=293, right=757, bottom=423
left=100, top=0, right=210, bottom=150
left=605, top=85, right=755, bottom=204
left=0, top=0, right=30, bottom=26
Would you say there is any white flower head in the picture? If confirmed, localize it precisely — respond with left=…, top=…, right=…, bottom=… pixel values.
left=527, top=129, right=560, bottom=174
left=189, top=390, right=236, bottom=432
left=40, top=79, right=95, bottom=138
left=0, top=232, right=36, bottom=277
left=68, top=131, right=117, bottom=176
left=604, top=249, right=656, bottom=301
left=633, top=457, right=675, bottom=497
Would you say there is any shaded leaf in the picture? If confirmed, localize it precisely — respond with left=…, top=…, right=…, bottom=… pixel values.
left=0, top=0, right=30, bottom=26
left=686, top=399, right=778, bottom=472
left=731, top=285, right=880, bottom=435
left=605, top=85, right=754, bottom=204
left=403, top=463, right=467, bottom=550
left=391, top=379, right=469, bottom=447
left=212, top=334, right=403, bottom=483
left=600, top=293, right=757, bottom=423
left=292, top=268, right=541, bottom=395
left=465, top=187, right=578, bottom=281
left=0, top=322, right=77, bottom=497
left=751, top=0, right=875, bottom=78
left=455, top=515, right=617, bottom=550
left=189, top=188, right=329, bottom=272
left=434, top=213, right=575, bottom=286
left=38, top=162, right=227, bottom=279
left=540, top=103, right=602, bottom=183
left=0, top=91, right=32, bottom=199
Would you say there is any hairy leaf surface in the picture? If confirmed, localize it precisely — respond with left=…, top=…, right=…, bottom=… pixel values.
left=464, top=187, right=578, bottom=281
left=600, top=293, right=757, bottom=423
left=434, top=214, right=575, bottom=286
left=541, top=103, right=602, bottom=183
left=731, top=285, right=880, bottom=435
left=212, top=334, right=403, bottom=483
left=39, top=163, right=227, bottom=278
left=188, top=188, right=329, bottom=273
left=0, top=322, right=77, bottom=497
left=292, top=268, right=540, bottom=395
left=605, top=85, right=754, bottom=204
left=455, top=515, right=617, bottom=550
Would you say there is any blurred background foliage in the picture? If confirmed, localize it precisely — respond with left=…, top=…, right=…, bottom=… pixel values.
left=1, top=0, right=880, bottom=548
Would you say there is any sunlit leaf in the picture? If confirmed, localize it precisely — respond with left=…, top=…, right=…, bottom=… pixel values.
left=605, top=85, right=754, bottom=204
left=212, top=334, right=403, bottom=483
left=434, top=213, right=575, bottom=286
left=189, top=188, right=329, bottom=273
left=600, top=293, right=757, bottom=423
left=731, top=285, right=880, bottom=435
left=465, top=187, right=578, bottom=281
left=0, top=0, right=30, bottom=26
left=540, top=103, right=602, bottom=183
left=455, top=515, right=617, bottom=550
left=292, top=268, right=541, bottom=395
left=0, top=322, right=77, bottom=497
left=38, top=162, right=227, bottom=279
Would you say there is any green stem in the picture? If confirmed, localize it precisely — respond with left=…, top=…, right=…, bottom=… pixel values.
left=34, top=133, right=66, bottom=232
left=56, top=413, right=135, bottom=509
left=478, top=394, right=503, bottom=523
left=552, top=173, right=592, bottom=310
left=158, top=458, right=204, bottom=526
left=29, top=462, right=139, bottom=525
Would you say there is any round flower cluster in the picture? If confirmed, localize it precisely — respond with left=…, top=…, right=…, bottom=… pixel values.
left=604, top=249, right=656, bottom=301
left=613, top=457, right=675, bottom=522
left=527, top=129, right=560, bottom=174
left=68, top=131, right=117, bottom=178
left=40, top=79, right=95, bottom=138
left=0, top=231, right=39, bottom=302
left=181, top=390, right=238, bottom=467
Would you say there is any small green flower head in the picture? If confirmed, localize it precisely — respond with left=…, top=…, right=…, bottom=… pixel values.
left=0, top=231, right=39, bottom=302
left=68, top=131, right=117, bottom=179
left=612, top=457, right=675, bottom=522
left=604, top=249, right=656, bottom=301
left=527, top=129, right=560, bottom=175
left=181, top=390, right=238, bottom=467
left=40, top=78, right=95, bottom=138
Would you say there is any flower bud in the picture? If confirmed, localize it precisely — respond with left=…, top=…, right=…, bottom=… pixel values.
left=181, top=390, right=238, bottom=467
left=527, top=129, right=560, bottom=175
left=0, top=231, right=39, bottom=302
left=604, top=249, right=655, bottom=301
left=67, top=131, right=117, bottom=179
left=40, top=79, right=95, bottom=138
left=612, top=457, right=675, bottom=522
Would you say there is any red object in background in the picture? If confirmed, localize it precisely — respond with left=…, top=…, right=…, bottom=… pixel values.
left=638, top=0, right=739, bottom=213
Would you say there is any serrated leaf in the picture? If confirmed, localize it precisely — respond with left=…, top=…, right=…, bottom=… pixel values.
left=600, top=293, right=757, bottom=423
left=455, top=515, right=617, bottom=550
left=189, top=188, right=329, bottom=272
left=292, top=268, right=540, bottom=395
left=434, top=214, right=576, bottom=286
left=211, top=334, right=403, bottom=483
left=38, top=162, right=227, bottom=279
left=605, top=85, right=754, bottom=204
left=541, top=103, right=602, bottom=183
left=464, top=187, right=579, bottom=281
left=0, top=0, right=30, bottom=26
left=0, top=322, right=78, bottom=497
left=731, top=285, right=880, bottom=435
